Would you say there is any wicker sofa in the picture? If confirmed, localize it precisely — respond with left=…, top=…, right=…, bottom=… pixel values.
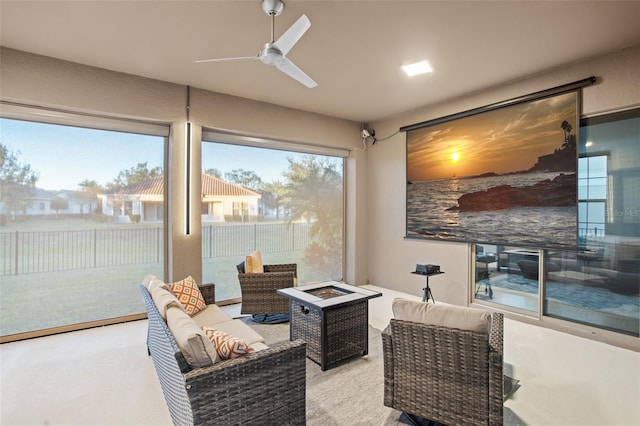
left=140, top=275, right=307, bottom=425
left=383, top=299, right=504, bottom=426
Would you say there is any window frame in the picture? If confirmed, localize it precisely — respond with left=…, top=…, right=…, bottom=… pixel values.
left=200, top=130, right=348, bottom=303
left=0, top=102, right=170, bottom=343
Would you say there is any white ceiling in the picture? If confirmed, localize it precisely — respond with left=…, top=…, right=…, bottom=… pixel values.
left=1, top=1, right=640, bottom=123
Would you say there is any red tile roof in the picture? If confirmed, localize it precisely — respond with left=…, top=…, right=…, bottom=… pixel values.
left=201, top=173, right=260, bottom=197
left=117, top=176, right=164, bottom=195
left=115, top=173, right=260, bottom=197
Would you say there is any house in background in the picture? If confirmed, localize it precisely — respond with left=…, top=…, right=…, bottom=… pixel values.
left=201, top=173, right=261, bottom=222
left=0, top=188, right=98, bottom=219
left=100, top=173, right=260, bottom=223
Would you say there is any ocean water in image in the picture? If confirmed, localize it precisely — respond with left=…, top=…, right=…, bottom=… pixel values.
left=407, top=172, right=577, bottom=248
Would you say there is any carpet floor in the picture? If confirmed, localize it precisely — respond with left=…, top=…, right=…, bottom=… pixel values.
left=242, top=318, right=409, bottom=425
left=242, top=318, right=518, bottom=426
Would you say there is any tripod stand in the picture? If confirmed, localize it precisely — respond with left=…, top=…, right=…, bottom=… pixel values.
left=411, top=271, right=445, bottom=303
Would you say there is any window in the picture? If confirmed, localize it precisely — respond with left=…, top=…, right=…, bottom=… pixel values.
left=578, top=155, right=607, bottom=238
left=0, top=110, right=167, bottom=340
left=545, top=109, right=639, bottom=336
left=232, top=202, right=250, bottom=222
left=473, top=244, right=540, bottom=314
left=473, top=108, right=639, bottom=337
left=201, top=138, right=345, bottom=302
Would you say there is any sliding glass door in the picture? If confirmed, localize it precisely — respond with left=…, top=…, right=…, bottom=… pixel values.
left=473, top=108, right=639, bottom=337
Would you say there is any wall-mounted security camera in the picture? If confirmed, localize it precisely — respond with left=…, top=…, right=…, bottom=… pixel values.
left=361, top=128, right=376, bottom=145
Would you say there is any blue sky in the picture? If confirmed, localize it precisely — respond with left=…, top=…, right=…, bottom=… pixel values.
left=1, top=118, right=334, bottom=191
left=202, top=141, right=311, bottom=184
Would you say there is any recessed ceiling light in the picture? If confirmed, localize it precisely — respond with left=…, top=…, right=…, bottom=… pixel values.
left=402, top=60, right=433, bottom=77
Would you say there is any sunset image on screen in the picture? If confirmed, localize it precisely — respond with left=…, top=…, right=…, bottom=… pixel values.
left=405, top=90, right=579, bottom=250
left=407, top=92, right=577, bottom=182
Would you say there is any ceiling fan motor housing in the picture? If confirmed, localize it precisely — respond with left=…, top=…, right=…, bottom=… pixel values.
left=259, top=43, right=284, bottom=66
left=262, top=0, right=284, bottom=16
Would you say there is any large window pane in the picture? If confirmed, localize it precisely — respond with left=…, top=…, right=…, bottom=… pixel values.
left=473, top=244, right=540, bottom=313
left=0, top=117, right=165, bottom=338
left=545, top=247, right=638, bottom=335
left=545, top=109, right=639, bottom=336
left=201, top=141, right=344, bottom=302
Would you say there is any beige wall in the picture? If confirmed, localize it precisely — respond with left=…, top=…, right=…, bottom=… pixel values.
left=367, top=45, right=640, bottom=305
left=0, top=47, right=364, bottom=284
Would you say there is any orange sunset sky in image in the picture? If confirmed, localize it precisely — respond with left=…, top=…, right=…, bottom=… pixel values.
left=406, top=91, right=577, bottom=181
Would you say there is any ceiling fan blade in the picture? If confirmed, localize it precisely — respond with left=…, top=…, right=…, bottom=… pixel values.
left=273, top=14, right=311, bottom=56
left=195, top=56, right=257, bottom=64
left=276, top=58, right=317, bottom=88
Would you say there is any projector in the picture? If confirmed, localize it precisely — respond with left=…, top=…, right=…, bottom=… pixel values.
left=415, top=264, right=440, bottom=275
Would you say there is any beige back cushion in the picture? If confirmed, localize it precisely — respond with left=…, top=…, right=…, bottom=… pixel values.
left=245, top=250, right=264, bottom=273
left=148, top=281, right=185, bottom=320
left=166, top=306, right=219, bottom=367
left=392, top=298, right=429, bottom=322
left=392, top=298, right=491, bottom=334
left=144, top=274, right=170, bottom=291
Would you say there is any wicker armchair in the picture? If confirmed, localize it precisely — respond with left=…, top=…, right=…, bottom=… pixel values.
left=383, top=312, right=504, bottom=426
left=237, top=262, right=297, bottom=321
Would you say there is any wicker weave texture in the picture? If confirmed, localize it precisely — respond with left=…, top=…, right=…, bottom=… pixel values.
left=238, top=264, right=297, bottom=315
left=141, top=284, right=307, bottom=426
left=383, top=314, right=504, bottom=426
left=186, top=340, right=306, bottom=425
left=290, top=299, right=368, bottom=370
left=198, top=283, right=215, bottom=305
left=142, top=285, right=195, bottom=425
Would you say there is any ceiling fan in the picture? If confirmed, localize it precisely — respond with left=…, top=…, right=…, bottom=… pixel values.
left=196, top=0, right=317, bottom=88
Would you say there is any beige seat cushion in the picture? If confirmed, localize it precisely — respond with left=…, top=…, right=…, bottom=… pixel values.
left=245, top=250, right=264, bottom=273
left=166, top=306, right=219, bottom=367
left=249, top=342, right=269, bottom=352
left=192, top=304, right=234, bottom=327
left=392, top=298, right=491, bottom=334
left=212, top=319, right=266, bottom=346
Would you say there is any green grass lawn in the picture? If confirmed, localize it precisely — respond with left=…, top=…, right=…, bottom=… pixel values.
left=0, top=264, right=162, bottom=336
left=0, top=217, right=329, bottom=337
left=1, top=252, right=314, bottom=337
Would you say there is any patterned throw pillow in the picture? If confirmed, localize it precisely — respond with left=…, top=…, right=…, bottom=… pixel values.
left=170, top=276, right=207, bottom=316
left=201, top=327, right=255, bottom=360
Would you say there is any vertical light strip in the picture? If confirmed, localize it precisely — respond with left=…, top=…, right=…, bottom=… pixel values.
left=185, top=86, right=192, bottom=235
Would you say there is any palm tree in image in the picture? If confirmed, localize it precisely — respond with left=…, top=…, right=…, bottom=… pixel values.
left=561, top=120, right=573, bottom=147
left=283, top=155, right=343, bottom=279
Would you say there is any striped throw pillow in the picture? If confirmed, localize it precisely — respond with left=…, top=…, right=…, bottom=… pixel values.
left=202, top=327, right=255, bottom=360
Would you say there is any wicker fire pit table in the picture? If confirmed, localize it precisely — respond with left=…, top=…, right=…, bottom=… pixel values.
left=277, top=281, right=382, bottom=370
